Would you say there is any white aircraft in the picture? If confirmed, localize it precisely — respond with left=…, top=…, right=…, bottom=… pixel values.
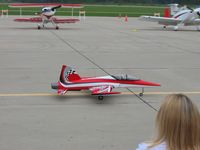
left=139, top=4, right=200, bottom=31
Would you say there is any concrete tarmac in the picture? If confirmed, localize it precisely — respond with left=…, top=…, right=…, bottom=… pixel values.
left=0, top=16, right=200, bottom=150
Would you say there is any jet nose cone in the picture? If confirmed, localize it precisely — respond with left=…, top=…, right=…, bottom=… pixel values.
left=150, top=82, right=161, bottom=86
left=140, top=80, right=161, bottom=86
left=148, top=82, right=161, bottom=86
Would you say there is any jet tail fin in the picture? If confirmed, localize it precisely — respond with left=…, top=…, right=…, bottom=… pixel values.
left=59, top=65, right=81, bottom=84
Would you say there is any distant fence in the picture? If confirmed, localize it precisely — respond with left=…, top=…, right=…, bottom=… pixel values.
left=0, top=3, right=165, bottom=17
left=4, top=9, right=162, bottom=17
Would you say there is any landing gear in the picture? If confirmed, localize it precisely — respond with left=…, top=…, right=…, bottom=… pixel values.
left=196, top=26, right=200, bottom=31
left=139, top=93, right=143, bottom=97
left=98, top=96, right=104, bottom=100
left=51, top=20, right=59, bottom=30
left=163, top=25, right=167, bottom=29
left=139, top=88, right=144, bottom=97
left=37, top=25, right=41, bottom=30
left=173, top=26, right=178, bottom=31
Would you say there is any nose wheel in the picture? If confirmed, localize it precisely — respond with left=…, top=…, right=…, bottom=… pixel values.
left=56, top=26, right=59, bottom=30
left=196, top=26, right=200, bottom=31
left=139, top=92, right=144, bottom=97
left=139, top=88, right=144, bottom=97
left=37, top=25, right=41, bottom=30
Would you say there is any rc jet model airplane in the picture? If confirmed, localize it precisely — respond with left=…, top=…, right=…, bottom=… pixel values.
left=139, top=4, right=200, bottom=31
left=51, top=65, right=160, bottom=100
left=10, top=3, right=82, bottom=29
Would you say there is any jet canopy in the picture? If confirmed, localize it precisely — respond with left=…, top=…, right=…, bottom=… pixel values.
left=111, top=74, right=140, bottom=81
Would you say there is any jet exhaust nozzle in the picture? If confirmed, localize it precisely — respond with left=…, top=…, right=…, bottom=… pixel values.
left=51, top=83, right=58, bottom=89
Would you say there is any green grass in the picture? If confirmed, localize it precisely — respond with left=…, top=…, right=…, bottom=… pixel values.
left=0, top=4, right=165, bottom=17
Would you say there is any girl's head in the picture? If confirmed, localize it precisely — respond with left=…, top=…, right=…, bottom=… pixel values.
left=150, top=94, right=200, bottom=150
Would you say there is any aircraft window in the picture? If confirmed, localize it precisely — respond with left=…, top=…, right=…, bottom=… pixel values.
left=112, top=74, right=140, bottom=80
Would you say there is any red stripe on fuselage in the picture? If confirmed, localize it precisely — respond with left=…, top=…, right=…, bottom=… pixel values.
left=174, top=12, right=188, bottom=19
left=61, top=78, right=160, bottom=86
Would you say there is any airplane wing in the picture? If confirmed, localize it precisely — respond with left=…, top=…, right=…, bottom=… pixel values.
left=90, top=85, right=120, bottom=95
left=52, top=18, right=80, bottom=24
left=14, top=17, right=42, bottom=23
left=14, top=17, right=79, bottom=23
left=139, top=16, right=182, bottom=26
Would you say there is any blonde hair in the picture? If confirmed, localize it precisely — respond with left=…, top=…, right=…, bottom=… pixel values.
left=149, top=94, right=200, bottom=150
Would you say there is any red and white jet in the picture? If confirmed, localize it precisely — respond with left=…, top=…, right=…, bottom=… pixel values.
left=51, top=65, right=160, bottom=100
left=10, top=3, right=82, bottom=29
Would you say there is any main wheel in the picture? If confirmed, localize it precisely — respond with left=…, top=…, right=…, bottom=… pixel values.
left=37, top=26, right=41, bottom=30
left=56, top=26, right=59, bottom=30
left=98, top=96, right=104, bottom=100
left=139, top=93, right=143, bottom=97
left=196, top=26, right=200, bottom=31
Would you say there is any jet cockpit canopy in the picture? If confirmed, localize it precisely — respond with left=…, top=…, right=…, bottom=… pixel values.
left=112, top=74, right=140, bottom=81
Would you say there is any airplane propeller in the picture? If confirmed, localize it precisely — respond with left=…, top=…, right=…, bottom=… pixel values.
left=187, top=6, right=194, bottom=12
left=187, top=6, right=200, bottom=17
left=197, top=11, right=200, bottom=17
left=51, top=5, right=62, bottom=11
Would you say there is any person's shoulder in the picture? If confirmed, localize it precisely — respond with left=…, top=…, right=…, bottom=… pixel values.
left=136, top=142, right=166, bottom=150
left=136, top=142, right=149, bottom=150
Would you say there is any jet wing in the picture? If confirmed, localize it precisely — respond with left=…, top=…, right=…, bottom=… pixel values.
left=139, top=16, right=182, bottom=26
left=14, top=17, right=42, bottom=23
left=52, top=18, right=80, bottom=24
left=90, top=85, right=120, bottom=95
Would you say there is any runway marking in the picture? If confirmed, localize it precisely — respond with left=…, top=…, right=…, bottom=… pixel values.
left=0, top=91, right=200, bottom=97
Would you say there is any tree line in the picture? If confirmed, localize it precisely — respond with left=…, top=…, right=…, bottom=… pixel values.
left=2, top=0, right=200, bottom=5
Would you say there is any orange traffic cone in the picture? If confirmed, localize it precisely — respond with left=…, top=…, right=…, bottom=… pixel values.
left=125, top=15, right=128, bottom=22
left=164, top=7, right=171, bottom=18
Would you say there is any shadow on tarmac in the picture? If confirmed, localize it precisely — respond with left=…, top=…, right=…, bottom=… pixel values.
left=50, top=94, right=135, bottom=105
left=11, top=27, right=83, bottom=31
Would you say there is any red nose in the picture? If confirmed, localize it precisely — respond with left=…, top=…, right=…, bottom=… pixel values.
left=137, top=80, right=161, bottom=86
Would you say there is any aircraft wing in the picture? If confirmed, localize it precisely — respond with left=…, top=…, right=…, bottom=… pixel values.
left=139, top=16, right=182, bottom=26
left=14, top=17, right=42, bottom=23
left=90, top=85, right=120, bottom=95
left=52, top=18, right=80, bottom=24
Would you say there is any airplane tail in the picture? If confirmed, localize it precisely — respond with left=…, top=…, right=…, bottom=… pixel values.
left=59, top=65, right=81, bottom=84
